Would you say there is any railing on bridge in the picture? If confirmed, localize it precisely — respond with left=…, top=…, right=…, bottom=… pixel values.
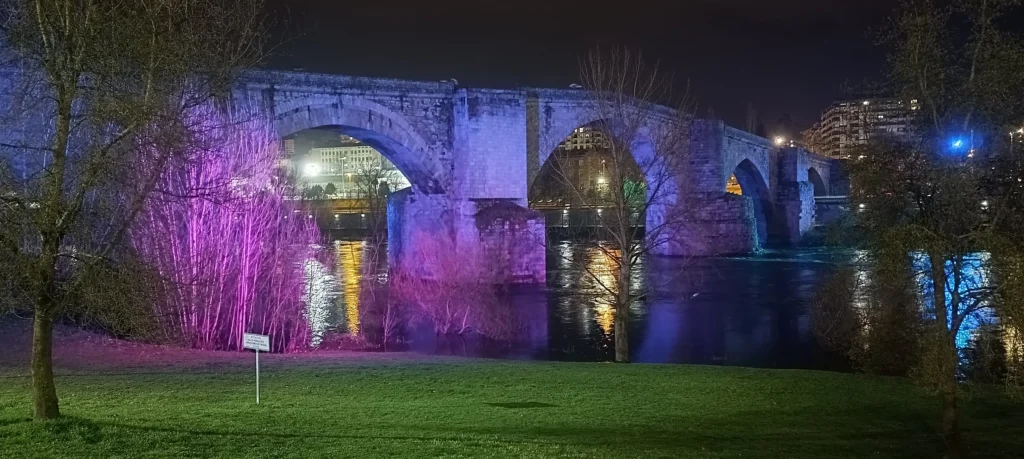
left=814, top=195, right=850, bottom=227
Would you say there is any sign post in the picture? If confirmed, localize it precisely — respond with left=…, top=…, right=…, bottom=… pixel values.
left=243, top=333, right=270, bottom=404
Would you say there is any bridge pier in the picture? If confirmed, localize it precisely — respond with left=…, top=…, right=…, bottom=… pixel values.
left=774, top=181, right=816, bottom=244
left=774, top=148, right=820, bottom=245
left=650, top=193, right=760, bottom=257
left=387, top=189, right=546, bottom=284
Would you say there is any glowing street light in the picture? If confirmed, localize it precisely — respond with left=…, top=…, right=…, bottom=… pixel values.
left=947, top=136, right=970, bottom=156
left=303, top=163, right=320, bottom=177
left=597, top=176, right=606, bottom=185
left=773, top=136, right=786, bottom=146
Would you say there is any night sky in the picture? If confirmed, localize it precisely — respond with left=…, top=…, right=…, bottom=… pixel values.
left=266, top=0, right=899, bottom=132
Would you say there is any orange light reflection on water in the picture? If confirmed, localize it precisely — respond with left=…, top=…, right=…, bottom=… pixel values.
left=335, top=240, right=363, bottom=334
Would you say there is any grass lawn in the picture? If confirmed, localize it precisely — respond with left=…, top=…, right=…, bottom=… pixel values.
left=1, top=352, right=1023, bottom=459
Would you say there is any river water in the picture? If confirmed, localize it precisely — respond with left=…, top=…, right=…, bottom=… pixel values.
left=305, top=239, right=869, bottom=370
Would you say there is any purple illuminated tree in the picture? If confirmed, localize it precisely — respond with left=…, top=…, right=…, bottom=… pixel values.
left=391, top=230, right=522, bottom=341
left=132, top=109, right=323, bottom=352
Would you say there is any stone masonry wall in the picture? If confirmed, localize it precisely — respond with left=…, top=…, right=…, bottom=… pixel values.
left=386, top=188, right=453, bottom=276
left=659, top=193, right=758, bottom=256
left=453, top=89, right=529, bottom=203
left=472, top=200, right=546, bottom=284
left=388, top=190, right=545, bottom=284
left=775, top=181, right=816, bottom=244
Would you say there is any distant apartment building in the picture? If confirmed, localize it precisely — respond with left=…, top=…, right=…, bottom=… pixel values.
left=560, top=126, right=612, bottom=151
left=805, top=97, right=920, bottom=159
left=530, top=126, right=642, bottom=206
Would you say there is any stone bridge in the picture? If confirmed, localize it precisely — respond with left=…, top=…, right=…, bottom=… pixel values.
left=233, top=70, right=840, bottom=283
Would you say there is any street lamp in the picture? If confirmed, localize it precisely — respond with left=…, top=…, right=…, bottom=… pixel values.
left=773, top=136, right=786, bottom=147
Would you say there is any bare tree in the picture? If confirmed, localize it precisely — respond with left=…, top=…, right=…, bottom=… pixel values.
left=540, top=48, right=695, bottom=363
left=0, top=0, right=266, bottom=420
left=338, top=155, right=409, bottom=348
left=350, top=158, right=406, bottom=243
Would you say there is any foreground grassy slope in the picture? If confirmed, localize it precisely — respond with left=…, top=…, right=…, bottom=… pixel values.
left=1, top=355, right=1022, bottom=458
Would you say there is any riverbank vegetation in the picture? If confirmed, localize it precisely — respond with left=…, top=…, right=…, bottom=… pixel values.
left=810, top=1, right=1024, bottom=457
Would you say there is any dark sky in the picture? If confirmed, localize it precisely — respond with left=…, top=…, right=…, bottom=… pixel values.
left=266, top=0, right=899, bottom=132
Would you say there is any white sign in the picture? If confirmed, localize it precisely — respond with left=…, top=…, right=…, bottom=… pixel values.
left=243, top=333, right=270, bottom=352
left=243, top=333, right=270, bottom=404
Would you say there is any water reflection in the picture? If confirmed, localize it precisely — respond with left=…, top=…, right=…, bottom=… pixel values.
left=580, top=244, right=618, bottom=336
left=334, top=240, right=363, bottom=334
left=320, top=239, right=847, bottom=369
left=302, top=255, right=336, bottom=345
left=312, top=239, right=1018, bottom=373
left=839, top=251, right=1012, bottom=375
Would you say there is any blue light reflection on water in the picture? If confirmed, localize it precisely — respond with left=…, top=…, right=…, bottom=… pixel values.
left=911, top=252, right=995, bottom=350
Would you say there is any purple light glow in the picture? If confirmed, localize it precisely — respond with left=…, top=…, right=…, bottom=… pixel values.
left=132, top=108, right=325, bottom=352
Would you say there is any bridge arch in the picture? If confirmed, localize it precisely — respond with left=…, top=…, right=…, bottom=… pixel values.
left=274, top=101, right=446, bottom=194
left=723, top=152, right=771, bottom=198
left=529, top=118, right=677, bottom=219
left=728, top=158, right=772, bottom=247
left=808, top=167, right=827, bottom=197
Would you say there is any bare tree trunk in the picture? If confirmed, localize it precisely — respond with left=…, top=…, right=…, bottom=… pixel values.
left=32, top=290, right=59, bottom=420
left=615, top=259, right=631, bottom=363
left=930, top=254, right=963, bottom=459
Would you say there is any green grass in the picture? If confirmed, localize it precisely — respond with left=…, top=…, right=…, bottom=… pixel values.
left=0, top=358, right=1022, bottom=458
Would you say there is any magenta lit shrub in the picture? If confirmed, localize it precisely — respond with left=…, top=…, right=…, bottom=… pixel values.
left=132, top=108, right=323, bottom=352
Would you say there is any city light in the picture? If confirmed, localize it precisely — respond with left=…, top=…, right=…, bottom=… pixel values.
left=303, top=163, right=320, bottom=176
left=947, top=136, right=971, bottom=156
left=773, top=136, right=786, bottom=146
left=862, top=100, right=870, bottom=105
left=597, top=176, right=606, bottom=185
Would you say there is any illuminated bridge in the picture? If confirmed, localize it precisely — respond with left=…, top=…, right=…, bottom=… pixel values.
left=233, top=70, right=844, bottom=283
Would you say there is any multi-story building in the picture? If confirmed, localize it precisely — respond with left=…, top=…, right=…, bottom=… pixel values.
left=306, top=143, right=381, bottom=176
left=530, top=126, right=643, bottom=206
left=807, top=97, right=920, bottom=159
left=297, top=139, right=409, bottom=198
left=559, top=126, right=612, bottom=151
